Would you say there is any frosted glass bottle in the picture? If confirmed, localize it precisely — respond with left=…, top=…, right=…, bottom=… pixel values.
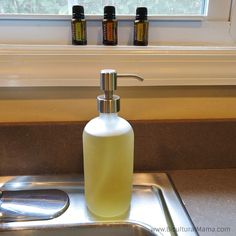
left=83, top=113, right=134, bottom=217
left=82, top=69, right=143, bottom=218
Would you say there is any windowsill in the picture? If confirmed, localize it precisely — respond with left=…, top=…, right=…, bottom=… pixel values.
left=2, top=44, right=236, bottom=50
left=1, top=44, right=236, bottom=87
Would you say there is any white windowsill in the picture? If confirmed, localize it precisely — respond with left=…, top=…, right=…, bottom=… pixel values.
left=1, top=44, right=236, bottom=87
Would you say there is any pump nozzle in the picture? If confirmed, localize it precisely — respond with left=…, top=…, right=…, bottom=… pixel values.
left=98, top=69, right=144, bottom=113
left=117, top=74, right=144, bottom=82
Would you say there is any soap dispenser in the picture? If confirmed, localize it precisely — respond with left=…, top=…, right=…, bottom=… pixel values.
left=83, top=69, right=143, bottom=218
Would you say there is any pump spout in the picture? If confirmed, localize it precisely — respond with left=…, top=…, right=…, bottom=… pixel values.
left=117, top=74, right=144, bottom=82
left=98, top=69, right=144, bottom=113
left=100, top=70, right=144, bottom=92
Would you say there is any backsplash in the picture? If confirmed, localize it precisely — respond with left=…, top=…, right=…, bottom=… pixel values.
left=0, top=119, right=235, bottom=176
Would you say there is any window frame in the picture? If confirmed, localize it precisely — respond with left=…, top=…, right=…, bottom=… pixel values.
left=1, top=45, right=236, bottom=87
left=0, top=0, right=236, bottom=88
left=0, top=0, right=234, bottom=45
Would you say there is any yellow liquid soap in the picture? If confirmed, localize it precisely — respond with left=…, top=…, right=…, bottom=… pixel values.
left=83, top=116, right=134, bottom=218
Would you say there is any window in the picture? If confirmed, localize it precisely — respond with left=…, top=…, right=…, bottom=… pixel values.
left=0, top=0, right=206, bottom=16
left=0, top=0, right=234, bottom=45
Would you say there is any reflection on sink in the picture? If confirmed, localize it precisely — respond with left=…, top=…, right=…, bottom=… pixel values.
left=0, top=223, right=156, bottom=236
left=0, top=174, right=198, bottom=236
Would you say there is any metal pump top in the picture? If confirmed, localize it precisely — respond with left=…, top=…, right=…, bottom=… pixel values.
left=97, top=69, right=144, bottom=113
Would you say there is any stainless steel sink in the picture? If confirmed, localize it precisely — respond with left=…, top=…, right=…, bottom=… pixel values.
left=0, top=223, right=156, bottom=236
left=0, top=174, right=198, bottom=236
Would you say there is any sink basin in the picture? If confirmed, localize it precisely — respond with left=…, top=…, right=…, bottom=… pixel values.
left=0, top=223, right=156, bottom=236
left=0, top=174, right=198, bottom=236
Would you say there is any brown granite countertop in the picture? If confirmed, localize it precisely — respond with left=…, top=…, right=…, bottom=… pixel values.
left=168, top=169, right=236, bottom=236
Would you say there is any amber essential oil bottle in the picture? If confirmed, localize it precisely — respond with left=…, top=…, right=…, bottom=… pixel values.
left=71, top=5, right=87, bottom=45
left=103, top=6, right=117, bottom=45
left=134, top=7, right=149, bottom=46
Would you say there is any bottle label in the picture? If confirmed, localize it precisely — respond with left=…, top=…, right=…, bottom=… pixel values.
left=75, top=22, right=82, bottom=40
left=107, top=22, right=114, bottom=41
left=134, top=22, right=148, bottom=44
left=72, top=21, right=86, bottom=43
left=75, top=22, right=83, bottom=41
left=103, top=21, right=117, bottom=44
left=137, top=24, right=144, bottom=41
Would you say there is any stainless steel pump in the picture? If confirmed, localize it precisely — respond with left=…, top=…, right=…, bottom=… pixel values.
left=97, top=69, right=144, bottom=113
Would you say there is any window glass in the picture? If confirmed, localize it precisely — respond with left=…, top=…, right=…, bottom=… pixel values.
left=0, top=0, right=207, bottom=16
